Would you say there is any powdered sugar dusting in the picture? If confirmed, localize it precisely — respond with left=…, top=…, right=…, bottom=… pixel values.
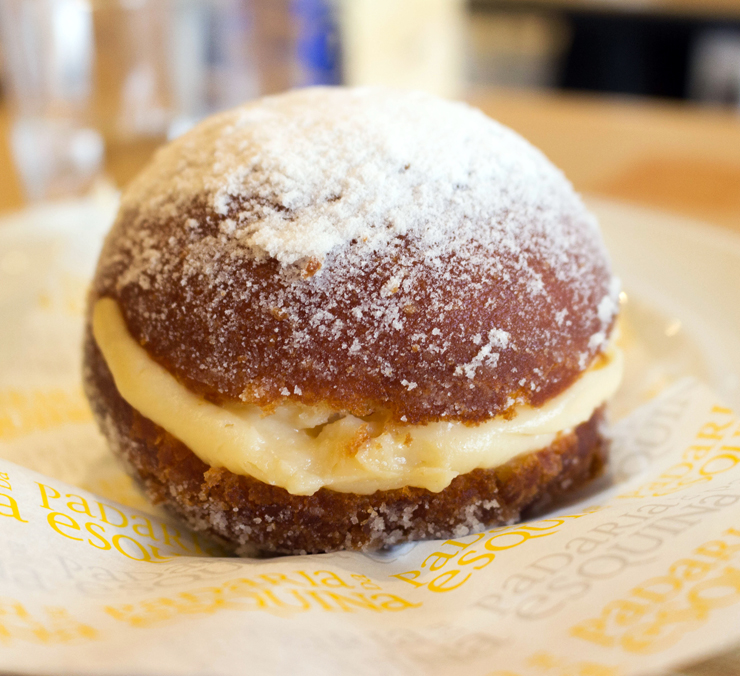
left=121, top=87, right=599, bottom=268
left=455, top=328, right=510, bottom=380
left=97, top=87, right=619, bottom=422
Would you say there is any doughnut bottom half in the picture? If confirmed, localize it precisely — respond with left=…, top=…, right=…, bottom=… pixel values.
left=84, top=331, right=608, bottom=555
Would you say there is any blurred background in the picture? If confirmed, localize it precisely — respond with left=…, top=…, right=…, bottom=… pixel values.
left=0, top=0, right=739, bottom=227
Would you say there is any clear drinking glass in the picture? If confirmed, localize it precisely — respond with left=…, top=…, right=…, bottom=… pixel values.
left=0, top=0, right=341, bottom=202
left=0, top=0, right=103, bottom=200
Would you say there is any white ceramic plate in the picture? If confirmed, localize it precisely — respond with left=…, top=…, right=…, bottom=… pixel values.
left=589, top=197, right=740, bottom=417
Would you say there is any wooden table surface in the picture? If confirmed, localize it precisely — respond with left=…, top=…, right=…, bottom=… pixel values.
left=469, top=88, right=740, bottom=234
left=0, top=106, right=23, bottom=214
left=1, top=90, right=740, bottom=675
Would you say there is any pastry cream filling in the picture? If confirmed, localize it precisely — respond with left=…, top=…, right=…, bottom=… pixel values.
left=93, top=298, right=623, bottom=496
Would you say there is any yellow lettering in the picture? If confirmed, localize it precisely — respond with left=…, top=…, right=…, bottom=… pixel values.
left=697, top=419, right=733, bottom=441
left=688, top=566, right=740, bottom=617
left=632, top=575, right=682, bottom=604
left=0, top=600, right=97, bottom=644
left=97, top=502, right=128, bottom=528
left=47, top=512, right=82, bottom=541
left=160, top=523, right=188, bottom=551
left=428, top=570, right=470, bottom=593
left=570, top=617, right=616, bottom=648
left=700, top=454, right=740, bottom=478
left=148, top=545, right=176, bottom=561
left=259, top=573, right=295, bottom=587
left=65, top=494, right=93, bottom=517
left=695, top=539, right=740, bottom=562
left=132, top=515, right=156, bottom=540
left=485, top=528, right=554, bottom=551
left=36, top=483, right=60, bottom=509
left=0, top=493, right=27, bottom=523
left=295, top=571, right=319, bottom=587
left=112, top=534, right=152, bottom=562
left=422, top=551, right=456, bottom=571
left=265, top=589, right=311, bottom=611
left=350, top=574, right=381, bottom=590
left=314, top=571, right=352, bottom=588
left=661, top=462, right=694, bottom=481
left=324, top=592, right=379, bottom=612
left=222, top=578, right=262, bottom=594
left=669, top=558, right=712, bottom=582
left=390, top=570, right=424, bottom=588
left=85, top=522, right=111, bottom=550
left=304, top=591, right=335, bottom=611
left=457, top=550, right=496, bottom=569
left=684, top=445, right=712, bottom=462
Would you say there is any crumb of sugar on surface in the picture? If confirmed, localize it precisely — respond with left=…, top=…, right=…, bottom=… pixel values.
left=454, top=328, right=510, bottom=379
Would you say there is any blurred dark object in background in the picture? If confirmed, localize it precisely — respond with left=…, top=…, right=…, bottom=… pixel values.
left=470, top=0, right=740, bottom=108
left=561, top=11, right=695, bottom=99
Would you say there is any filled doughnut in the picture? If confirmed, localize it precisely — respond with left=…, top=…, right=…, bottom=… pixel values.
left=83, top=87, right=622, bottom=554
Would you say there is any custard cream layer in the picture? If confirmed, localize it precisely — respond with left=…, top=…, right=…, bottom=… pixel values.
left=93, top=298, right=623, bottom=496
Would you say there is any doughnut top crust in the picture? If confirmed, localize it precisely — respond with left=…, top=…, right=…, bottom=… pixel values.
left=92, top=87, right=618, bottom=424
